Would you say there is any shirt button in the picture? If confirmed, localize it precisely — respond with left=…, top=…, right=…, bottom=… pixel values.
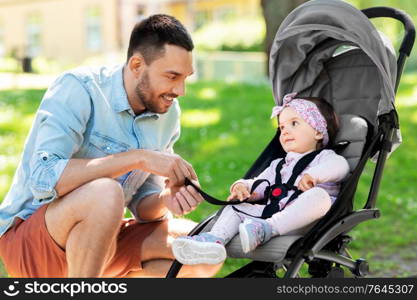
left=106, top=146, right=111, bottom=150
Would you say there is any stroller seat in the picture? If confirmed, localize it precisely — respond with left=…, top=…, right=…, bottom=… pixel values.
left=227, top=234, right=303, bottom=263
left=225, top=114, right=368, bottom=263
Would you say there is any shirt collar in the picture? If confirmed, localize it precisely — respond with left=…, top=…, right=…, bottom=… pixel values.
left=135, top=111, right=160, bottom=120
left=285, top=150, right=315, bottom=164
left=110, top=64, right=132, bottom=114
left=110, top=64, right=160, bottom=120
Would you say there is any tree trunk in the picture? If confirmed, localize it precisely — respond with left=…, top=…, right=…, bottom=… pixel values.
left=261, top=0, right=309, bottom=76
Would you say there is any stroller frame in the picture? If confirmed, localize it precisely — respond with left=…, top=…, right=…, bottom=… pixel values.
left=166, top=5, right=415, bottom=278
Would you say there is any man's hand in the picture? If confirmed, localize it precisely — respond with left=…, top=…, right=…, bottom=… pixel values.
left=162, top=179, right=204, bottom=216
left=298, top=174, right=317, bottom=192
left=227, top=182, right=257, bottom=202
left=137, top=150, right=197, bottom=187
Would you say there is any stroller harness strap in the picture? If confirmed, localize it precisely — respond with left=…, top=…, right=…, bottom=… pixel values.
left=184, top=150, right=322, bottom=219
left=183, top=178, right=267, bottom=206
left=260, top=150, right=321, bottom=218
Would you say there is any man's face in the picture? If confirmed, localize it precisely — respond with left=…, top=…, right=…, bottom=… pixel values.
left=135, top=44, right=193, bottom=114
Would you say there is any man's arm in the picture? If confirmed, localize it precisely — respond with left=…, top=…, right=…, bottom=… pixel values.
left=55, top=150, right=137, bottom=197
left=31, top=73, right=197, bottom=202
left=55, top=149, right=198, bottom=198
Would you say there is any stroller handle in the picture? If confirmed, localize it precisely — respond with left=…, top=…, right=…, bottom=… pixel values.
left=362, top=7, right=415, bottom=57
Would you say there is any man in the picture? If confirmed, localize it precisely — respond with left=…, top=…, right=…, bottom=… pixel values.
left=0, top=14, right=221, bottom=278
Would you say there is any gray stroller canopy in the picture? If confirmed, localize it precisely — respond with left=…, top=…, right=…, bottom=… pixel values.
left=269, top=0, right=398, bottom=130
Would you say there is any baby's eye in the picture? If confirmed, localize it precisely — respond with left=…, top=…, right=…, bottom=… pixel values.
left=292, top=120, right=298, bottom=126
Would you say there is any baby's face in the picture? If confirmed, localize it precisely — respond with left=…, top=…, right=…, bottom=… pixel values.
left=278, top=107, right=323, bottom=153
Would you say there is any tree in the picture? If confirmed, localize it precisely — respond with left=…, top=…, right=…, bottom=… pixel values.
left=261, top=0, right=309, bottom=75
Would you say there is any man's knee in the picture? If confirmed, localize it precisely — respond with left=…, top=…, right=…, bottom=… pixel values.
left=85, top=178, right=125, bottom=218
left=44, top=178, right=125, bottom=251
left=88, top=178, right=124, bottom=201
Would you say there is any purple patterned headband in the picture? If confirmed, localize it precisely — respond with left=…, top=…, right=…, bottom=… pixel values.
left=271, top=92, right=329, bottom=147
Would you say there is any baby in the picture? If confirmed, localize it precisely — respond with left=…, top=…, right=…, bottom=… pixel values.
left=172, top=92, right=350, bottom=265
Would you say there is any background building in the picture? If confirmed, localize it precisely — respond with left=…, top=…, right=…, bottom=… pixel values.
left=0, top=0, right=260, bottom=66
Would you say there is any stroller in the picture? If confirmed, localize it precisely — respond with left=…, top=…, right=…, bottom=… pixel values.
left=167, top=0, right=415, bottom=278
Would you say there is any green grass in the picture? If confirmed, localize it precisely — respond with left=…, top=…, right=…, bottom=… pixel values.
left=1, top=74, right=417, bottom=277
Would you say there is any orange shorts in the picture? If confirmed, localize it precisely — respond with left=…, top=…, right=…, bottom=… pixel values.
left=0, top=204, right=164, bottom=277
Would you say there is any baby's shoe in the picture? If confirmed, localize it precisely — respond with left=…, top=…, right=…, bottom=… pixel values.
left=239, top=218, right=272, bottom=253
left=172, top=232, right=226, bottom=265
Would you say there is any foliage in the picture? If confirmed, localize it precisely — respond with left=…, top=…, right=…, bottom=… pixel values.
left=193, top=17, right=265, bottom=52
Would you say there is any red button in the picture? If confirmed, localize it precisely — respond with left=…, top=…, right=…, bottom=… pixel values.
left=272, top=188, right=282, bottom=197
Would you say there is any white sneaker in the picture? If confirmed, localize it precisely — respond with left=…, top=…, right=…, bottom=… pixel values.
left=172, top=233, right=226, bottom=265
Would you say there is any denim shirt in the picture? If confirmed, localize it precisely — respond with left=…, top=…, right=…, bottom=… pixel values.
left=0, top=64, right=180, bottom=236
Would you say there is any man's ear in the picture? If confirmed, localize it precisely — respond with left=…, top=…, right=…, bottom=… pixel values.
left=128, top=54, right=144, bottom=77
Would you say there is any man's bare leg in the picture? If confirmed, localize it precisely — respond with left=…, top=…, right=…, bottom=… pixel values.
left=45, top=179, right=220, bottom=278
left=124, top=218, right=223, bottom=278
left=45, top=178, right=125, bottom=277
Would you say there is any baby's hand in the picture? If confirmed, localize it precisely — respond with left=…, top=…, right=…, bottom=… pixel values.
left=227, top=183, right=251, bottom=201
left=298, top=174, right=317, bottom=192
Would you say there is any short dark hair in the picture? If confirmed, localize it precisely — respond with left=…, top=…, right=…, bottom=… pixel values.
left=126, top=14, right=194, bottom=64
left=302, top=97, right=340, bottom=148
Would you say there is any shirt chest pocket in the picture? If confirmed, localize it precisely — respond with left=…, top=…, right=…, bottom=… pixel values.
left=87, top=132, right=131, bottom=158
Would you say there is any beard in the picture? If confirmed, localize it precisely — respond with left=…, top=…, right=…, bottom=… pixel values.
left=135, top=70, right=177, bottom=114
left=135, top=70, right=160, bottom=113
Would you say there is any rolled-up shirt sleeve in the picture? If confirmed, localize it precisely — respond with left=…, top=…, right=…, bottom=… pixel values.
left=29, top=152, right=69, bottom=203
left=29, top=74, right=91, bottom=204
